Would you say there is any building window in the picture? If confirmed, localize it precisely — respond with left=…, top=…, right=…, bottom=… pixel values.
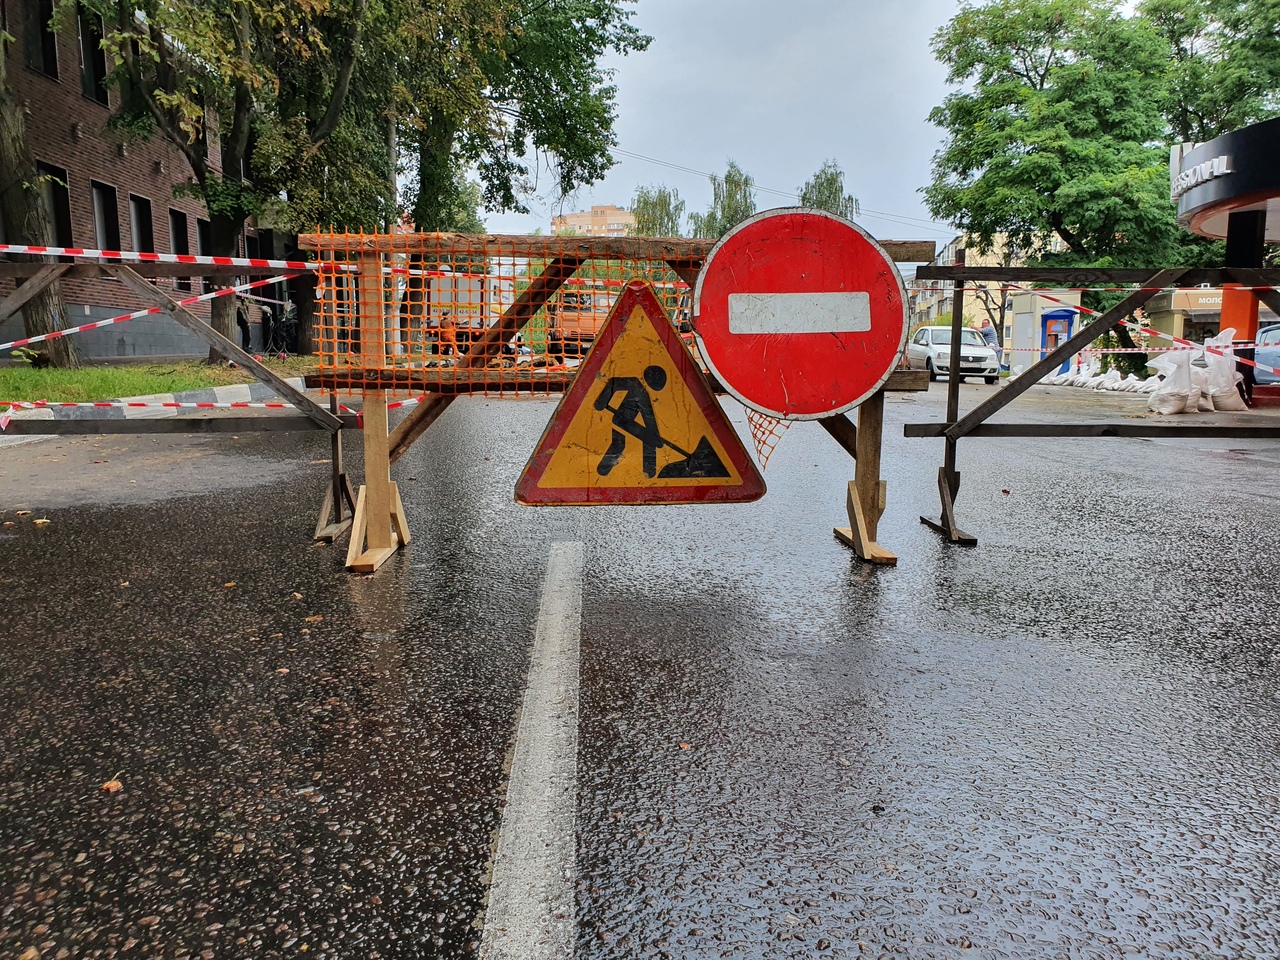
left=169, top=209, right=190, bottom=291
left=26, top=0, right=59, bottom=79
left=78, top=5, right=109, bottom=105
left=129, top=195, right=154, bottom=252
left=35, top=161, right=73, bottom=246
left=91, top=180, right=121, bottom=250
left=197, top=218, right=212, bottom=292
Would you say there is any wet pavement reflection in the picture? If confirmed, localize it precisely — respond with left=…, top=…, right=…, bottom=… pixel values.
left=2, top=386, right=1278, bottom=958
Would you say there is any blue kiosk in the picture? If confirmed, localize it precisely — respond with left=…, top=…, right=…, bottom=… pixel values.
left=1042, top=308, right=1077, bottom=375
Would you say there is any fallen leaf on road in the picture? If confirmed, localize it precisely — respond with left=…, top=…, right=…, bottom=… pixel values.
left=1001, top=489, right=1011, bottom=495
left=3, top=522, right=14, bottom=527
left=33, top=518, right=50, bottom=526
left=305, top=615, right=323, bottom=623
left=292, top=592, right=303, bottom=600
left=15, top=510, right=31, bottom=516
left=276, top=668, right=290, bottom=675
left=101, top=775, right=123, bottom=792
left=120, top=581, right=130, bottom=588
left=679, top=742, right=691, bottom=750
left=224, top=582, right=236, bottom=588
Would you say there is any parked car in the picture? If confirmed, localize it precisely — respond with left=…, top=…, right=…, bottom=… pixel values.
left=906, top=325, right=1000, bottom=383
left=1255, top=323, right=1280, bottom=385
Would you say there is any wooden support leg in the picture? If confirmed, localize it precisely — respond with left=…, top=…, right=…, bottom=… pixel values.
left=920, top=461, right=978, bottom=546
left=347, top=391, right=406, bottom=573
left=315, top=393, right=358, bottom=543
left=833, top=390, right=897, bottom=565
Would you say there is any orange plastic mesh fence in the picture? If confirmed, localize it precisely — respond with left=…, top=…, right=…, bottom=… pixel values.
left=744, top=409, right=793, bottom=469
left=298, top=231, right=711, bottom=398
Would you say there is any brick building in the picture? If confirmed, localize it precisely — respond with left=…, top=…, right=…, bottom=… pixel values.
left=0, top=1, right=276, bottom=358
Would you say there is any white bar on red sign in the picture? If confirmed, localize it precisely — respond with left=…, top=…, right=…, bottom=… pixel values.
left=728, top=292, right=871, bottom=335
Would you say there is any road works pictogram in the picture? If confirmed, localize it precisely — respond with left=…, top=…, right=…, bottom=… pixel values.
left=516, top=280, right=765, bottom=505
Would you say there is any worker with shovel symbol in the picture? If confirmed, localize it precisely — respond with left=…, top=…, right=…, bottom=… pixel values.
left=594, top=365, right=731, bottom=480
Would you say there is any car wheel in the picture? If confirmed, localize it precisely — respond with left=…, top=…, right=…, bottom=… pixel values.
left=926, top=359, right=937, bottom=382
left=985, top=375, right=998, bottom=385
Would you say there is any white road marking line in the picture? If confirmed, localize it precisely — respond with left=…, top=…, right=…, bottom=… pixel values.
left=728, top=291, right=871, bottom=334
left=481, top=541, right=585, bottom=960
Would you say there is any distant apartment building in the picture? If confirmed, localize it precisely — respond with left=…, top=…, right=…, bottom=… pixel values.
left=551, top=205, right=635, bottom=237
left=907, top=233, right=1070, bottom=330
left=0, top=2, right=278, bottom=358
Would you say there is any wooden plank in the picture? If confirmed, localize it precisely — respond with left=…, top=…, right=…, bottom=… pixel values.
left=666, top=261, right=702, bottom=288
left=382, top=254, right=585, bottom=466
left=884, top=368, right=930, bottom=392
left=904, top=422, right=1280, bottom=439
left=345, top=485, right=368, bottom=569
left=462, top=256, right=584, bottom=365
left=390, top=482, right=410, bottom=546
left=0, top=263, right=71, bottom=322
left=314, top=364, right=933, bottom=396
left=913, top=266, right=1272, bottom=285
left=854, top=390, right=886, bottom=538
left=388, top=394, right=455, bottom=465
left=297, top=232, right=935, bottom=264
left=105, top=264, right=342, bottom=431
left=0, top=415, right=357, bottom=434
left=943, top=269, right=1189, bottom=441
left=819, top=413, right=858, bottom=460
left=358, top=391, right=394, bottom=554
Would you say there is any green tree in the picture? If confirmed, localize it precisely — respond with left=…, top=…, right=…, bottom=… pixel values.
left=924, top=0, right=1189, bottom=268
left=74, top=0, right=373, bottom=350
left=630, top=184, right=685, bottom=237
left=798, top=160, right=860, bottom=219
left=1141, top=0, right=1280, bottom=142
left=395, top=0, right=651, bottom=232
left=689, top=160, right=757, bottom=239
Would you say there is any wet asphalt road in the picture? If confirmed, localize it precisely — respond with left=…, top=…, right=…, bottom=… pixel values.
left=2, top=384, right=1279, bottom=959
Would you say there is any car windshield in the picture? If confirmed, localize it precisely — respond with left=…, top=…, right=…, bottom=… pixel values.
left=932, top=329, right=985, bottom=346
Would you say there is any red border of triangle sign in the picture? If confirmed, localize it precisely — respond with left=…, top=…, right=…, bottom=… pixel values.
left=516, top=280, right=765, bottom=505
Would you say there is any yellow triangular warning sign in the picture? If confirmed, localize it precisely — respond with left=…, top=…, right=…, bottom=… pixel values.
left=516, top=280, right=766, bottom=505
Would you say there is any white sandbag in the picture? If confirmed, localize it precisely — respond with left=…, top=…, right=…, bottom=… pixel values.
left=1147, top=354, right=1189, bottom=414
left=1185, top=385, right=1204, bottom=414
left=1121, top=374, right=1142, bottom=391
left=1149, top=390, right=1189, bottom=415
left=1197, top=387, right=1215, bottom=412
left=1101, top=369, right=1122, bottom=391
left=1211, top=386, right=1248, bottom=411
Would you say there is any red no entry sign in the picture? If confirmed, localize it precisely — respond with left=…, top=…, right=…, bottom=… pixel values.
left=693, top=208, right=908, bottom=419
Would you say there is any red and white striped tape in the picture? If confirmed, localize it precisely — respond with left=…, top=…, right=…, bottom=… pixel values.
left=0, top=243, right=344, bottom=273
left=0, top=273, right=301, bottom=352
left=3, top=399, right=297, bottom=411
left=1003, top=283, right=1280, bottom=378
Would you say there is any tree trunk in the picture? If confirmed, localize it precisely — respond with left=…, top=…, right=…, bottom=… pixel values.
left=413, top=117, right=458, bottom=232
left=206, top=212, right=246, bottom=362
left=0, top=42, right=77, bottom=368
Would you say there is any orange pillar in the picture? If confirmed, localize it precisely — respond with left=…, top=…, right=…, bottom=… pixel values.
left=1222, top=210, right=1268, bottom=342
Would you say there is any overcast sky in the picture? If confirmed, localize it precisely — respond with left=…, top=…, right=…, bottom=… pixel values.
left=483, top=0, right=964, bottom=244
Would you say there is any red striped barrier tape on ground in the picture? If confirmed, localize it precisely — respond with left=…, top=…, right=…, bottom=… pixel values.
left=0, top=274, right=302, bottom=353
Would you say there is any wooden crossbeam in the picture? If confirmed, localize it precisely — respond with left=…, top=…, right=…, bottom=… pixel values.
left=298, top=233, right=935, bottom=264
left=914, top=266, right=1280, bottom=285
left=105, top=264, right=341, bottom=432
left=942, top=269, right=1189, bottom=441
left=0, top=263, right=70, bottom=322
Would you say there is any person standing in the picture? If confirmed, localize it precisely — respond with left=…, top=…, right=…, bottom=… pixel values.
left=979, top=318, right=1004, bottom=371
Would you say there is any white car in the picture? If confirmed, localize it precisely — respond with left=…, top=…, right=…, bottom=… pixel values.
left=906, top=326, right=1000, bottom=384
